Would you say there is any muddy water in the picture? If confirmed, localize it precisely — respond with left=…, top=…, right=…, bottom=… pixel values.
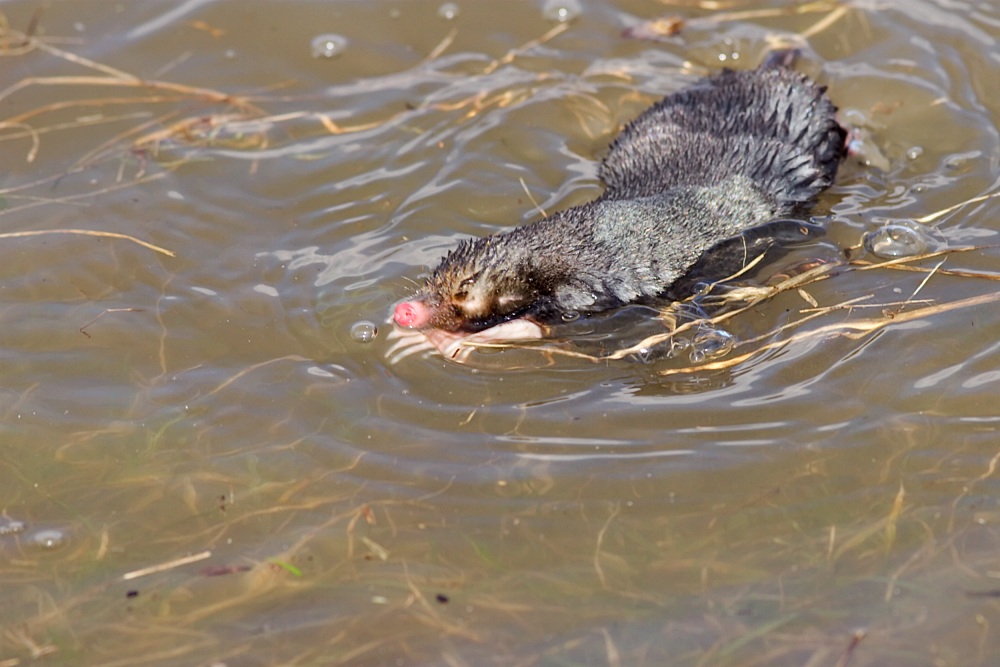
left=1, top=1, right=1000, bottom=665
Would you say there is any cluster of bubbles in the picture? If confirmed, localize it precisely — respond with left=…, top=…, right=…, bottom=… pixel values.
left=633, top=323, right=736, bottom=365
left=0, top=518, right=25, bottom=536
left=688, top=327, right=737, bottom=363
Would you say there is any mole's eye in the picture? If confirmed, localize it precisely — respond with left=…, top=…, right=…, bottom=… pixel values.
left=454, top=274, right=478, bottom=300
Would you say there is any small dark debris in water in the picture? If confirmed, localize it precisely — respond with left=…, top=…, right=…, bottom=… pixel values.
left=623, top=16, right=685, bottom=40
left=870, top=100, right=903, bottom=115
left=188, top=19, right=226, bottom=38
left=837, top=628, right=867, bottom=666
left=126, top=590, right=139, bottom=598
left=965, top=590, right=1000, bottom=598
left=436, top=593, right=449, bottom=604
left=78, top=307, right=146, bottom=338
left=200, top=564, right=252, bottom=577
left=359, top=504, right=376, bottom=525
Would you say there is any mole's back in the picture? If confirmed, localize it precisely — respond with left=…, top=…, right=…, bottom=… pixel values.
left=598, top=66, right=846, bottom=215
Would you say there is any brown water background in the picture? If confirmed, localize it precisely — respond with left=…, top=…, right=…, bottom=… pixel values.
left=2, top=1, right=1000, bottom=665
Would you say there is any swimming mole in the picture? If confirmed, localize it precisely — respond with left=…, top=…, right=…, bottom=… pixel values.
left=393, top=54, right=847, bottom=360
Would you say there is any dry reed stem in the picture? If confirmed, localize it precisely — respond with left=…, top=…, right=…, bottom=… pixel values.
left=482, top=22, right=570, bottom=75
left=800, top=4, right=851, bottom=39
left=832, top=629, right=867, bottom=667
left=657, top=1, right=745, bottom=9
left=659, top=290, right=1000, bottom=378
left=0, top=170, right=170, bottom=218
left=0, top=229, right=175, bottom=257
left=461, top=243, right=999, bottom=374
left=122, top=550, right=212, bottom=581
left=72, top=109, right=184, bottom=169
left=702, top=1, right=842, bottom=24
left=0, top=15, right=263, bottom=181
left=421, top=27, right=457, bottom=65
left=601, top=627, right=623, bottom=667
left=0, top=18, right=258, bottom=111
left=642, top=1, right=845, bottom=38
left=0, top=15, right=577, bottom=178
left=853, top=262, right=1000, bottom=281
left=1, top=110, right=155, bottom=161
left=916, top=190, right=1000, bottom=224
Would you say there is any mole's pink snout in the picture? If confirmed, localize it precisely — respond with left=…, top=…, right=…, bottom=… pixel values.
left=393, top=300, right=430, bottom=328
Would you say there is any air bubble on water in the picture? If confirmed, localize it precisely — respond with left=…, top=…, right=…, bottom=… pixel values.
left=633, top=347, right=657, bottom=364
left=253, top=284, right=279, bottom=297
left=307, top=365, right=349, bottom=379
left=350, top=320, right=378, bottom=343
left=690, top=281, right=713, bottom=296
left=438, top=2, right=460, bottom=20
left=29, top=529, right=66, bottom=550
left=561, top=310, right=580, bottom=322
left=906, top=146, right=924, bottom=160
left=945, top=154, right=969, bottom=170
left=863, top=221, right=936, bottom=259
left=0, top=519, right=26, bottom=536
left=689, top=328, right=735, bottom=363
left=311, top=33, right=348, bottom=59
left=841, top=108, right=868, bottom=126
left=542, top=0, right=581, bottom=23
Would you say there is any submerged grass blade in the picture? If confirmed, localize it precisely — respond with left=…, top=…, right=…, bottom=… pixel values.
left=267, top=559, right=303, bottom=577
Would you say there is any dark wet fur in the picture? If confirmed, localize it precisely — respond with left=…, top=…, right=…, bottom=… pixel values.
left=665, top=218, right=826, bottom=299
left=415, top=60, right=847, bottom=333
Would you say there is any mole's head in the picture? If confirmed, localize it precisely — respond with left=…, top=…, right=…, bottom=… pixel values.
left=392, top=236, right=549, bottom=359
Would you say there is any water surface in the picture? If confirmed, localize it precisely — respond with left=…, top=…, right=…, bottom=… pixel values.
left=2, top=1, right=1000, bottom=665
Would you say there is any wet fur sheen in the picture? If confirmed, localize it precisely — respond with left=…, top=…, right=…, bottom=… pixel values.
left=410, top=65, right=846, bottom=333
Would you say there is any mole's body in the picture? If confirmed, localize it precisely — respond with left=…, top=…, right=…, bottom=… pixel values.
left=393, top=59, right=846, bottom=359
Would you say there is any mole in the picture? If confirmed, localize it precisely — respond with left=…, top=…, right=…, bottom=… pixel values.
left=392, top=53, right=847, bottom=360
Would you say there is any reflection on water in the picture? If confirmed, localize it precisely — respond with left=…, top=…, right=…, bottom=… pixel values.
left=2, top=1, right=1000, bottom=665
